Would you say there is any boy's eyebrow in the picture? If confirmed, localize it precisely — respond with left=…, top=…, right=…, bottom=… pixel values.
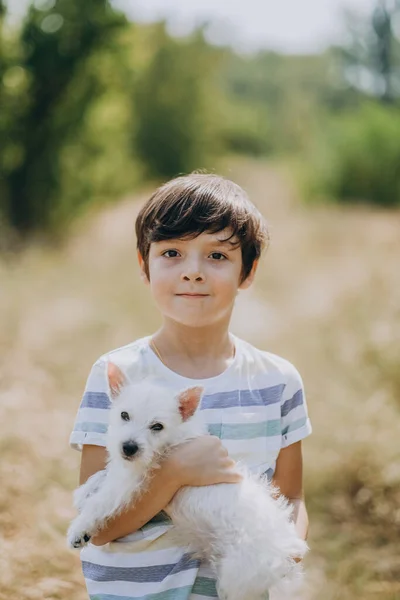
left=155, top=237, right=239, bottom=247
left=209, top=239, right=239, bottom=248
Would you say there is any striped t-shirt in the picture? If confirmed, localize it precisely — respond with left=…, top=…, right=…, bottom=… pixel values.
left=69, top=334, right=312, bottom=600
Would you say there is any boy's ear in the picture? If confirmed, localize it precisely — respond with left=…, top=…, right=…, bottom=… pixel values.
left=137, top=251, right=149, bottom=284
left=238, top=260, right=259, bottom=290
left=107, top=362, right=126, bottom=400
left=177, top=386, right=204, bottom=421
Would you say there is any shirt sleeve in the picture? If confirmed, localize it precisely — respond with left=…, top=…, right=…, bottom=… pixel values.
left=69, top=357, right=112, bottom=452
left=280, top=363, right=312, bottom=448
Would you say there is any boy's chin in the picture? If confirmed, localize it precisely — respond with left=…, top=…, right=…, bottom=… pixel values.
left=157, top=302, right=233, bottom=328
left=167, top=314, right=221, bottom=328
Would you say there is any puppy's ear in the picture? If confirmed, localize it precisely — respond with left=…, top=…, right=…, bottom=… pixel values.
left=177, top=386, right=204, bottom=421
left=107, top=362, right=126, bottom=400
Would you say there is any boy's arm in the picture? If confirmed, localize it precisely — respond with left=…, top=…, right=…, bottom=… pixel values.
left=78, top=445, right=182, bottom=546
left=77, top=436, right=242, bottom=546
left=271, top=441, right=309, bottom=548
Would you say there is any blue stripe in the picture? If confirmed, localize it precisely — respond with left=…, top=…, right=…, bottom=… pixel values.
left=282, top=416, right=307, bottom=436
left=208, top=421, right=281, bottom=439
left=89, top=587, right=193, bottom=600
left=83, top=553, right=200, bottom=583
left=81, top=391, right=111, bottom=409
left=281, top=389, right=303, bottom=418
left=221, top=419, right=281, bottom=440
left=146, top=510, right=171, bottom=526
left=74, top=422, right=108, bottom=434
left=192, top=576, right=218, bottom=597
left=207, top=423, right=222, bottom=437
left=80, top=386, right=284, bottom=412
left=261, top=467, right=275, bottom=481
left=201, top=385, right=284, bottom=410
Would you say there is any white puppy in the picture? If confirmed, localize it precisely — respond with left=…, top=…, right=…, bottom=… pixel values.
left=68, top=375, right=308, bottom=599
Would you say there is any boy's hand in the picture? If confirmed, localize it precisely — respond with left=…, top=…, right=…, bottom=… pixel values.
left=165, top=435, right=242, bottom=488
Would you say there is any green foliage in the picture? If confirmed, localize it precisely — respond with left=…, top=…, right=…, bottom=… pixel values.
left=307, top=103, right=400, bottom=207
left=2, top=0, right=400, bottom=240
left=219, top=50, right=343, bottom=156
left=133, top=24, right=222, bottom=178
left=218, top=101, right=271, bottom=157
left=1, top=0, right=126, bottom=235
left=54, top=30, right=139, bottom=228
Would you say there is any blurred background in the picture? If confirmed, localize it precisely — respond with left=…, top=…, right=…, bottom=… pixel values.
left=0, top=0, right=399, bottom=598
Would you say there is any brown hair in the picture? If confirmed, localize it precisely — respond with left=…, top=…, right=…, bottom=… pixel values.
left=135, top=173, right=269, bottom=283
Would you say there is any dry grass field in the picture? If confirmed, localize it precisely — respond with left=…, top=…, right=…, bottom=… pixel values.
left=0, top=158, right=399, bottom=600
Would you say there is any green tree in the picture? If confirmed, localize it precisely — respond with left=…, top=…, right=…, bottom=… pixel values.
left=308, top=103, right=400, bottom=207
left=218, top=49, right=347, bottom=155
left=133, top=24, right=222, bottom=178
left=1, top=0, right=126, bottom=235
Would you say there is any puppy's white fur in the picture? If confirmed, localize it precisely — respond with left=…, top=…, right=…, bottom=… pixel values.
left=68, top=377, right=308, bottom=599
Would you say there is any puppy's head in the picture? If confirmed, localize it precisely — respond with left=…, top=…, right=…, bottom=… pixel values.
left=106, top=362, right=203, bottom=468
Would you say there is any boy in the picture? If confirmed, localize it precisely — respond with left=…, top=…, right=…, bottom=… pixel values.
left=70, top=173, right=312, bottom=599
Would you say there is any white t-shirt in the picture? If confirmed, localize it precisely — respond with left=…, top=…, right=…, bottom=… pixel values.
left=70, top=334, right=312, bottom=600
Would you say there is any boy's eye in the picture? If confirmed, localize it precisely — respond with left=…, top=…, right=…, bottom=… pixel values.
left=210, top=252, right=226, bottom=260
left=150, top=422, right=164, bottom=432
left=162, top=250, right=180, bottom=258
left=121, top=411, right=130, bottom=421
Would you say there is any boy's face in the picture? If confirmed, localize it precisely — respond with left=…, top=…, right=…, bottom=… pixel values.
left=138, top=229, right=256, bottom=328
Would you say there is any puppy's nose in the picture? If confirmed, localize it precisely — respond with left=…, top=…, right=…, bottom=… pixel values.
left=122, top=441, right=140, bottom=458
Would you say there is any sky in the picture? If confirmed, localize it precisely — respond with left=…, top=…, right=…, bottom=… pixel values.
left=8, top=0, right=378, bottom=54
left=116, top=0, right=377, bottom=54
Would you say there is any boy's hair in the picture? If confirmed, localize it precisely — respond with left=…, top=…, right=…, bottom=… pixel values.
left=135, top=173, right=269, bottom=283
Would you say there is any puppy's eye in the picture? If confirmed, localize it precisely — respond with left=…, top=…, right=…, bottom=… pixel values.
left=121, top=411, right=130, bottom=421
left=150, top=422, right=164, bottom=432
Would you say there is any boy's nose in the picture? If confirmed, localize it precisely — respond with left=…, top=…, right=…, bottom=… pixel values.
left=122, top=440, right=140, bottom=458
left=181, top=262, right=204, bottom=282
left=182, top=272, right=204, bottom=282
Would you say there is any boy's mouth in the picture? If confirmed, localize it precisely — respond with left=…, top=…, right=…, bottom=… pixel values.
left=176, top=293, right=209, bottom=298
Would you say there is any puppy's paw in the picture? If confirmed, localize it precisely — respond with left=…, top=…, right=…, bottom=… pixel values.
left=67, top=522, right=92, bottom=549
left=69, top=532, right=91, bottom=549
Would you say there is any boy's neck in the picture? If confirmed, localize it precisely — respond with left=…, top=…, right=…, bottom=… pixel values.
left=151, top=318, right=235, bottom=379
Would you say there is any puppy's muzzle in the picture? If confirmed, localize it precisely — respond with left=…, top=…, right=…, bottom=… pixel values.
left=121, top=440, right=141, bottom=460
